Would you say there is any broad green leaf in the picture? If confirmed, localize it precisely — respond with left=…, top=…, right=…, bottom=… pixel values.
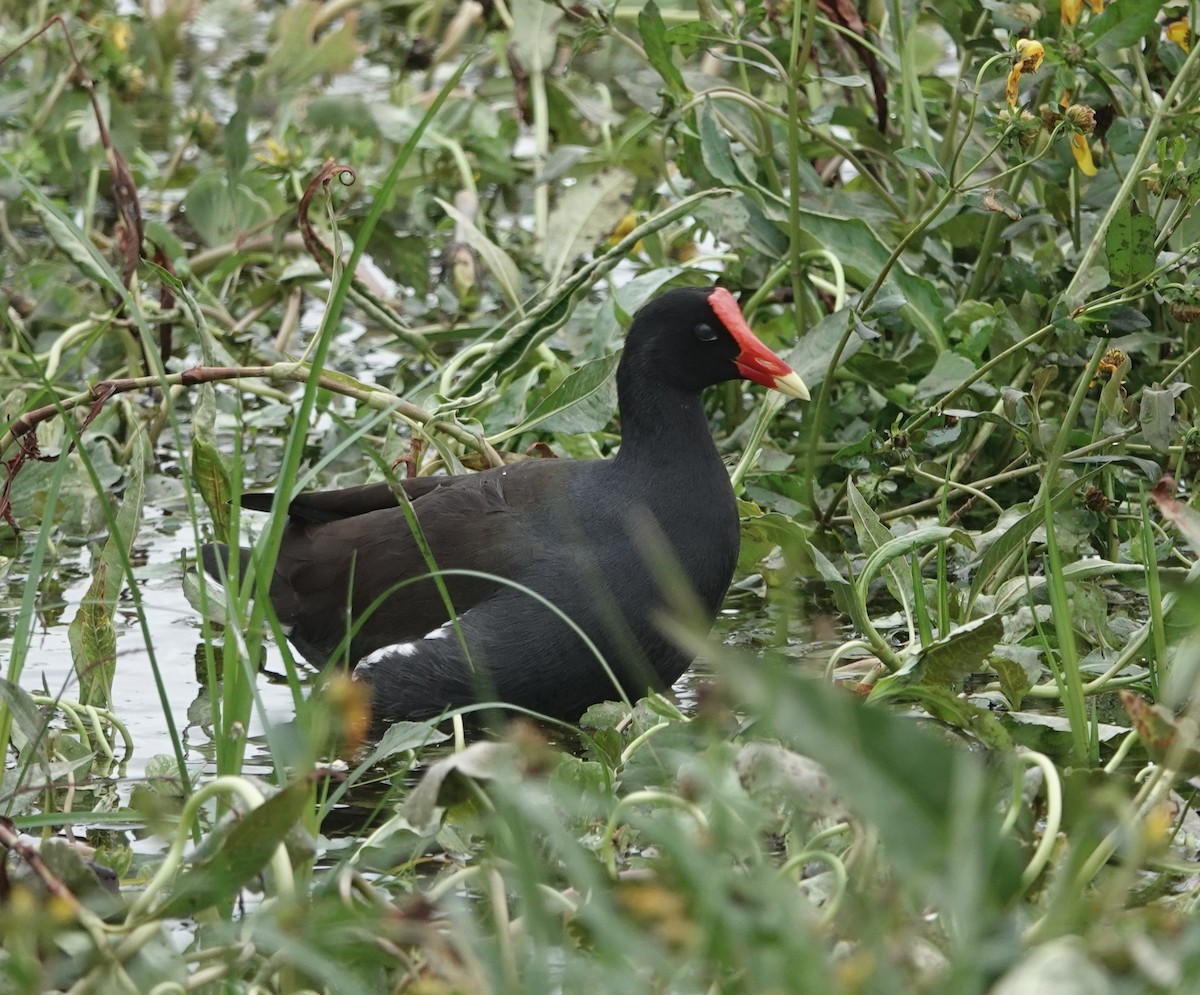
left=848, top=479, right=914, bottom=615
left=511, top=0, right=564, bottom=73
left=360, top=720, right=450, bottom=768
left=182, top=174, right=273, bottom=247
left=913, top=351, right=977, bottom=403
left=69, top=565, right=118, bottom=708
left=31, top=202, right=120, bottom=292
left=1069, top=453, right=1161, bottom=478
left=868, top=682, right=1013, bottom=750
left=261, top=2, right=360, bottom=91
left=1089, top=0, right=1161, bottom=54
left=1105, top=306, right=1151, bottom=334
left=436, top=196, right=523, bottom=310
left=544, top=167, right=636, bottom=285
left=873, top=613, right=1003, bottom=691
left=0, top=676, right=52, bottom=765
left=992, top=644, right=1040, bottom=708
left=68, top=432, right=146, bottom=708
left=792, top=209, right=946, bottom=345
left=496, top=351, right=620, bottom=441
left=1105, top=206, right=1155, bottom=286
left=637, top=0, right=686, bottom=100
left=192, top=383, right=232, bottom=545
left=156, top=778, right=312, bottom=919
left=405, top=741, right=519, bottom=834
left=1139, top=384, right=1179, bottom=452
left=698, top=99, right=740, bottom=185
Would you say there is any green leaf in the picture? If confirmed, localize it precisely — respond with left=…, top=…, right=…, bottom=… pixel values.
left=1089, top=0, right=1161, bottom=55
left=30, top=202, right=121, bottom=292
left=191, top=433, right=232, bottom=546
left=360, top=720, right=449, bottom=767
left=1105, top=306, right=1151, bottom=334
left=0, top=676, right=52, bottom=767
left=182, top=174, right=272, bottom=248
left=68, top=432, right=146, bottom=708
left=637, top=0, right=686, bottom=100
left=511, top=0, right=564, bottom=74
left=715, top=648, right=1025, bottom=911
left=1105, top=205, right=1155, bottom=286
left=261, top=2, right=360, bottom=92
left=992, top=645, right=1040, bottom=708
left=497, top=351, right=620, bottom=440
left=913, top=351, right=978, bottom=403
left=1139, top=384, right=1179, bottom=453
left=68, top=565, right=118, bottom=708
left=157, top=778, right=312, bottom=919
left=405, top=741, right=519, bottom=834
left=697, top=99, right=741, bottom=185
left=544, top=167, right=636, bottom=285
left=894, top=145, right=947, bottom=185
left=873, top=613, right=1003, bottom=692
left=791, top=209, right=946, bottom=344
left=856, top=527, right=976, bottom=652
left=847, top=478, right=914, bottom=615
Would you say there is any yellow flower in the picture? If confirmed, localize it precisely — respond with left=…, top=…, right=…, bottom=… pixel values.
left=1060, top=94, right=1099, bottom=176
left=608, top=212, right=644, bottom=253
left=255, top=137, right=301, bottom=168
left=1070, top=132, right=1096, bottom=174
left=1006, top=39, right=1045, bottom=108
left=1167, top=19, right=1191, bottom=53
left=1062, top=0, right=1103, bottom=25
left=110, top=20, right=133, bottom=52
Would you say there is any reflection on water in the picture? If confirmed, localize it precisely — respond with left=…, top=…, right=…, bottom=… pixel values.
left=2, top=525, right=295, bottom=784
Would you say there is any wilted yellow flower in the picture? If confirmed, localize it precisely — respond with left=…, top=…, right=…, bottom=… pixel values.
left=1062, top=0, right=1103, bottom=24
left=1098, top=348, right=1127, bottom=379
left=1167, top=19, right=1191, bottom=52
left=1006, top=39, right=1044, bottom=107
left=1065, top=103, right=1096, bottom=134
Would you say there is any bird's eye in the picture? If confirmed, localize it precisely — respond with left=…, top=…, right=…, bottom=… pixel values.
left=694, top=323, right=718, bottom=342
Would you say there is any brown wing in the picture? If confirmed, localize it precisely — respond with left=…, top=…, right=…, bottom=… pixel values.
left=264, top=464, right=563, bottom=665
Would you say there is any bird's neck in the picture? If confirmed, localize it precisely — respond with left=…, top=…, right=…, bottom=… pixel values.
left=612, top=378, right=724, bottom=473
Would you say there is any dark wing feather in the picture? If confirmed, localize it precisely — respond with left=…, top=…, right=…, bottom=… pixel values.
left=266, top=463, right=565, bottom=665
left=240, top=476, right=447, bottom=522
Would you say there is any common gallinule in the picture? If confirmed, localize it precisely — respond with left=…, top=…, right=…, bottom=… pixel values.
left=202, top=286, right=807, bottom=722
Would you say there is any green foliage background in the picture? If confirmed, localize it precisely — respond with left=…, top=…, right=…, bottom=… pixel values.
left=1, top=0, right=1200, bottom=992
